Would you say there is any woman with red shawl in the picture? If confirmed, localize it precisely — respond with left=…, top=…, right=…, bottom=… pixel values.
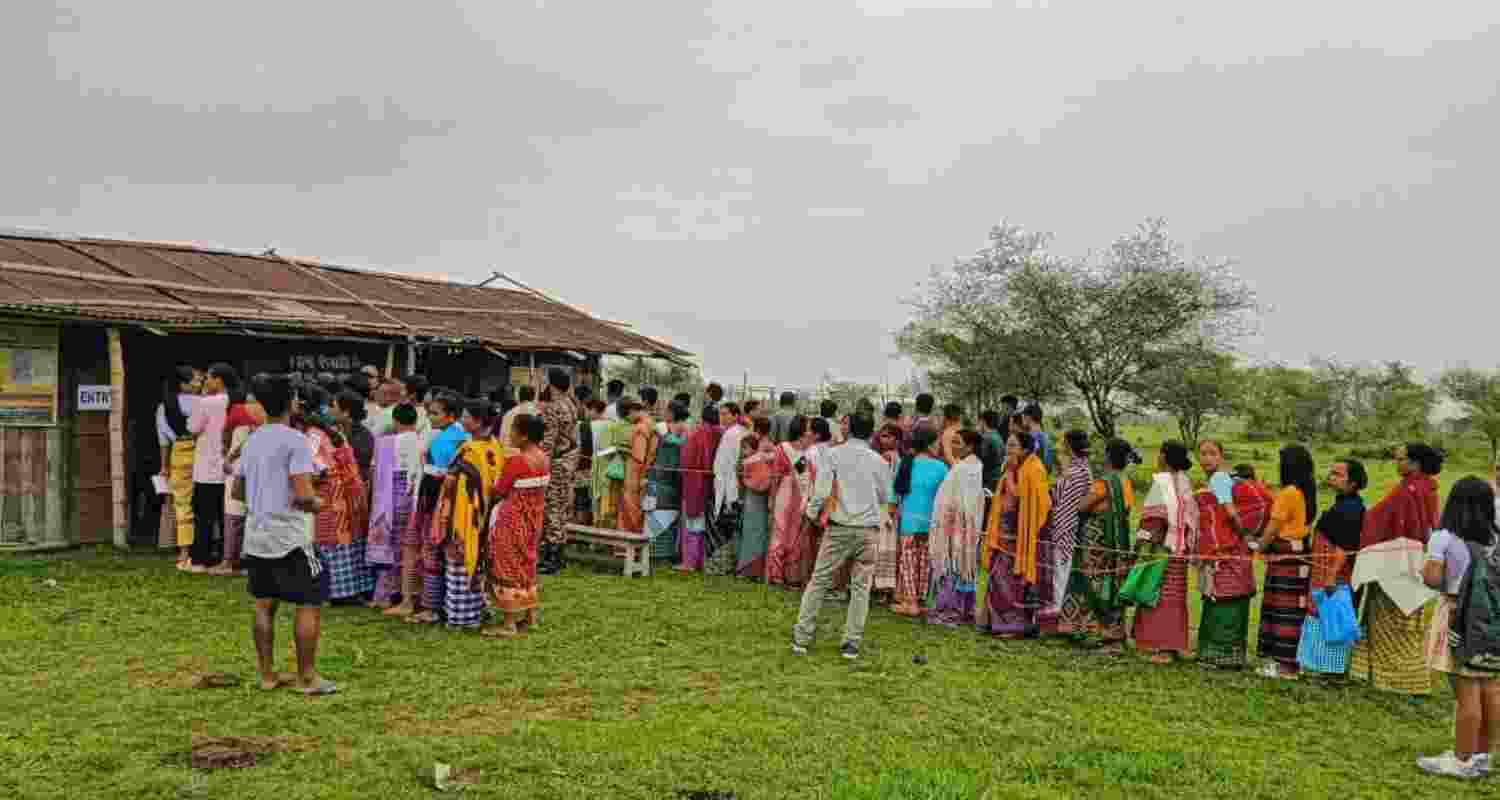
left=484, top=414, right=550, bottom=638
left=677, top=404, right=724, bottom=572
left=1349, top=442, right=1442, bottom=695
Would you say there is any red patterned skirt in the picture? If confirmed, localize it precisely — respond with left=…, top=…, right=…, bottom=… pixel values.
left=487, top=483, right=547, bottom=614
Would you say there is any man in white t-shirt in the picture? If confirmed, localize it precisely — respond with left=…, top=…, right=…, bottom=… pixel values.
left=234, top=374, right=336, bottom=696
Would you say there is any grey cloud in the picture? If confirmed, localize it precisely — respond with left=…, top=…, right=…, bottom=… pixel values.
left=823, top=95, right=921, bottom=131
left=799, top=56, right=863, bottom=89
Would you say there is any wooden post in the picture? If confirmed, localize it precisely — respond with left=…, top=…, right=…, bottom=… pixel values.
left=108, top=327, right=128, bottom=550
left=45, top=426, right=64, bottom=546
left=0, top=430, right=8, bottom=544
left=19, top=432, right=36, bottom=544
left=384, top=343, right=395, bottom=379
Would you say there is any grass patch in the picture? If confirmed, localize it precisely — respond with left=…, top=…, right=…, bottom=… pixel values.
left=0, top=423, right=1492, bottom=798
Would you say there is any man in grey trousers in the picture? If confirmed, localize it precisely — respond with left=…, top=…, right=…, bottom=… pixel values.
left=791, top=412, right=892, bottom=660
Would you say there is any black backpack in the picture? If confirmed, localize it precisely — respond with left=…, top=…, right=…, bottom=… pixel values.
left=1449, top=540, right=1500, bottom=673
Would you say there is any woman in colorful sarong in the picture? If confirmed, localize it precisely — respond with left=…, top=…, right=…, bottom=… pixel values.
left=619, top=400, right=659, bottom=535
left=870, top=423, right=904, bottom=605
left=767, top=415, right=814, bottom=588
left=1041, top=430, right=1093, bottom=636
left=927, top=430, right=985, bottom=626
left=1057, top=438, right=1139, bottom=652
left=483, top=414, right=550, bottom=638
left=1253, top=444, right=1318, bottom=678
left=431, top=400, right=506, bottom=630
left=366, top=404, right=421, bottom=609
left=1193, top=439, right=1261, bottom=670
left=157, top=366, right=200, bottom=570
left=980, top=430, right=1051, bottom=637
left=1349, top=442, right=1442, bottom=694
left=1297, top=458, right=1366, bottom=677
left=736, top=417, right=775, bottom=579
left=890, top=426, right=949, bottom=617
left=305, top=414, right=374, bottom=603
left=1132, top=441, right=1199, bottom=665
left=677, top=404, right=724, bottom=572
left=1416, top=478, right=1500, bottom=780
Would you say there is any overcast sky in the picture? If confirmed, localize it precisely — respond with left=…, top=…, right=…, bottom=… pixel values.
left=4, top=2, right=1497, bottom=388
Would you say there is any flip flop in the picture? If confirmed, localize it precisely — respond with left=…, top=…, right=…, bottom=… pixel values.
left=299, top=680, right=338, bottom=696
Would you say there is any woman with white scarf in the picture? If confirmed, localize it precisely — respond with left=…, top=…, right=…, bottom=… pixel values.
left=1131, top=441, right=1200, bottom=665
left=927, top=430, right=986, bottom=626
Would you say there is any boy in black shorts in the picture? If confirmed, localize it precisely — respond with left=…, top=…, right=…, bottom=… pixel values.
left=234, top=375, right=336, bottom=695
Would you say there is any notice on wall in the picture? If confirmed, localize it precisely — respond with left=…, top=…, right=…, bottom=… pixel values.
left=287, top=353, right=367, bottom=381
left=0, top=324, right=59, bottom=424
left=77, top=385, right=113, bottom=412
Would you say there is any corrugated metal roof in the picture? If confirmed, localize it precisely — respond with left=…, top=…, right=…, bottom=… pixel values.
left=0, top=232, right=690, bottom=359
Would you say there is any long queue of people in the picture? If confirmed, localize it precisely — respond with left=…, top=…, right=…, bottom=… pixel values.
left=619, top=390, right=1499, bottom=782
left=158, top=367, right=1499, bottom=776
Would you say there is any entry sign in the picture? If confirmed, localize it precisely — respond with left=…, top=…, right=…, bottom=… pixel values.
left=78, top=385, right=112, bottom=411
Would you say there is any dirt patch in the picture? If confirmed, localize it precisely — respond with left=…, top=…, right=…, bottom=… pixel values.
left=162, top=737, right=286, bottom=771
left=192, top=673, right=242, bottom=689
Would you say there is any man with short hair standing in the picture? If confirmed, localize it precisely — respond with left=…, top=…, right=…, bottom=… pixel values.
left=539, top=368, right=581, bottom=575
left=236, top=375, right=335, bottom=695
left=791, top=413, right=891, bottom=660
left=769, top=391, right=798, bottom=443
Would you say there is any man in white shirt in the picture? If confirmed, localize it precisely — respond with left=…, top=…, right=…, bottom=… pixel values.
left=792, top=412, right=891, bottom=661
left=234, top=374, right=335, bottom=695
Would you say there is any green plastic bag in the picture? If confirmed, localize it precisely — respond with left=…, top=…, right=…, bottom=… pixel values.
left=605, top=454, right=626, bottom=481
left=1118, top=557, right=1167, bottom=608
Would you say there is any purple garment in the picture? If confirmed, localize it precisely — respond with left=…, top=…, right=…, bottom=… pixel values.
left=679, top=520, right=706, bottom=571
left=929, top=574, right=976, bottom=627
left=366, top=436, right=399, bottom=567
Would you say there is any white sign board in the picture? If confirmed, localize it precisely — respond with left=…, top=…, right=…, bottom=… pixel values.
left=77, top=385, right=112, bottom=411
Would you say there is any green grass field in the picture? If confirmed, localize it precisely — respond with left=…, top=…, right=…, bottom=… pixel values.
left=1, top=424, right=1494, bottom=799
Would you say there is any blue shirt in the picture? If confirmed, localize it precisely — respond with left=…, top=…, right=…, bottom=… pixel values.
left=1208, top=471, right=1234, bottom=504
left=896, top=456, right=949, bottom=536
left=428, top=423, right=471, bottom=471
left=1032, top=431, right=1055, bottom=472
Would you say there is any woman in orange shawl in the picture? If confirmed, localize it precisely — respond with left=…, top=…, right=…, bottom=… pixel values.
left=1349, top=442, right=1442, bottom=694
left=619, top=400, right=659, bottom=534
left=979, top=430, right=1051, bottom=638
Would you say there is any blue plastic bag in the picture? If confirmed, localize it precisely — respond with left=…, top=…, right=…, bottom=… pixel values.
left=1313, top=584, right=1362, bottom=645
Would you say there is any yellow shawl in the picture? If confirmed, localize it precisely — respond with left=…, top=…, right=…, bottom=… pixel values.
left=984, top=454, right=1050, bottom=584
left=446, top=437, right=507, bottom=579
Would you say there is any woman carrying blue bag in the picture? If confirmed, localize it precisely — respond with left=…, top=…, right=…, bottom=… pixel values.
left=1297, top=458, right=1367, bottom=677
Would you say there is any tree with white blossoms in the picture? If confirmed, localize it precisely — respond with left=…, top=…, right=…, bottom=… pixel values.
left=899, top=223, right=1070, bottom=415
left=903, top=218, right=1257, bottom=438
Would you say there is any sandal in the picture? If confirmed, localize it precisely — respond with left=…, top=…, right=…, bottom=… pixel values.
left=481, top=625, right=519, bottom=639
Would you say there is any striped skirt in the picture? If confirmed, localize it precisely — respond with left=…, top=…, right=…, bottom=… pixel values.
left=896, top=534, right=930, bottom=606
left=1199, top=596, right=1252, bottom=668
left=1349, top=585, right=1432, bottom=695
left=317, top=542, right=375, bottom=600
left=1257, top=548, right=1311, bottom=666
left=444, top=557, right=485, bottom=629
left=1297, top=614, right=1352, bottom=675
left=1131, top=556, right=1189, bottom=654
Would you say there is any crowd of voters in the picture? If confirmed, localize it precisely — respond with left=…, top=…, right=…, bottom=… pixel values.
left=157, top=366, right=1500, bottom=780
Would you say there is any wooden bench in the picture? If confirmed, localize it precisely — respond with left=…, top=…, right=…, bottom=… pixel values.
left=564, top=524, right=652, bottom=577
